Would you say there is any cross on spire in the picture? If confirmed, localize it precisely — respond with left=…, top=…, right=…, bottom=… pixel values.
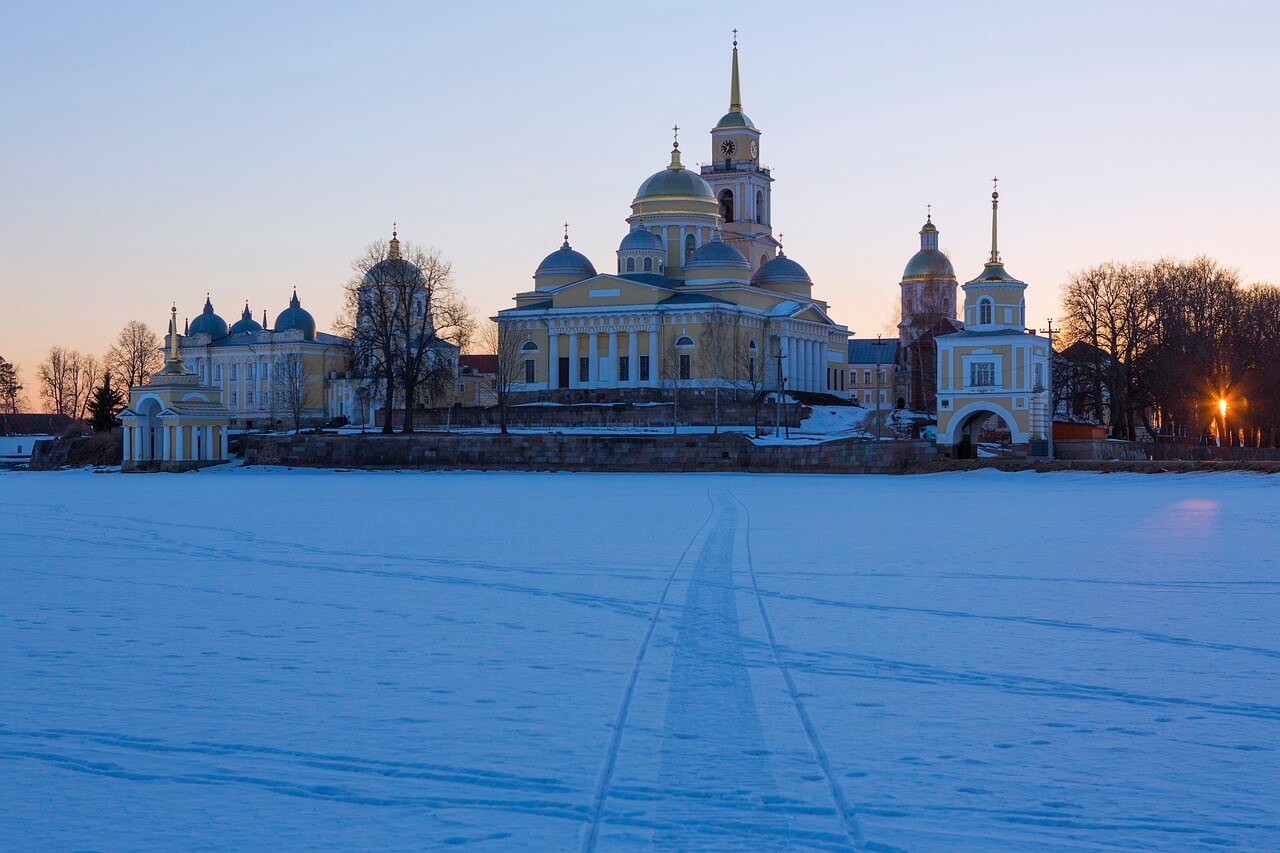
left=732, top=27, right=738, bottom=46
left=563, top=222, right=570, bottom=245
left=672, top=124, right=679, bottom=149
left=927, top=203, right=932, bottom=223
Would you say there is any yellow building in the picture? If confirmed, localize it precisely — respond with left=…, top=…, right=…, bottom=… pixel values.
left=121, top=307, right=231, bottom=471
left=936, top=187, right=1053, bottom=458
left=177, top=292, right=351, bottom=429
left=496, top=37, right=849, bottom=400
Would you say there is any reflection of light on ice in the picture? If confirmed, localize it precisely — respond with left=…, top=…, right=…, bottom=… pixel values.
left=1168, top=499, right=1219, bottom=535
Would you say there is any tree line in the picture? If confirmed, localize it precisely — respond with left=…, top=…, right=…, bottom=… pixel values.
left=1059, top=256, right=1280, bottom=446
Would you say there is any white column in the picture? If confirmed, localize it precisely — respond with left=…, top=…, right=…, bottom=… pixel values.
left=627, top=331, right=639, bottom=387
left=606, top=332, right=618, bottom=388
left=567, top=333, right=579, bottom=388
left=812, top=340, right=822, bottom=391
left=202, top=426, right=211, bottom=460
left=648, top=326, right=659, bottom=387
left=122, top=425, right=132, bottom=462
left=219, top=427, right=228, bottom=460
left=548, top=332, right=559, bottom=390
left=587, top=332, right=599, bottom=388
left=797, top=338, right=807, bottom=390
left=160, top=424, right=170, bottom=461
left=175, top=425, right=185, bottom=461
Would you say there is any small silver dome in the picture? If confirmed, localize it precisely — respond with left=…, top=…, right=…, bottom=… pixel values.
left=751, top=253, right=812, bottom=288
left=686, top=236, right=749, bottom=270
left=188, top=297, right=228, bottom=339
left=536, top=241, right=597, bottom=279
left=619, top=226, right=663, bottom=253
left=902, top=250, right=955, bottom=280
left=228, top=303, right=263, bottom=335
left=274, top=290, right=316, bottom=340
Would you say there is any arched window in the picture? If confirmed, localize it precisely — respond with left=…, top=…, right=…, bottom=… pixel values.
left=675, top=335, right=695, bottom=349
left=748, top=339, right=758, bottom=350
left=760, top=253, right=768, bottom=268
left=520, top=340, right=538, bottom=353
left=684, top=233, right=696, bottom=261
left=625, top=257, right=635, bottom=272
left=719, top=189, right=734, bottom=223
left=979, top=297, right=994, bottom=325
left=755, top=190, right=764, bottom=224
left=643, top=257, right=653, bottom=272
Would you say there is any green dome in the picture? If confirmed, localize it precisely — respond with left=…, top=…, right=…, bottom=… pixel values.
left=715, top=111, right=754, bottom=129
left=635, top=165, right=714, bottom=200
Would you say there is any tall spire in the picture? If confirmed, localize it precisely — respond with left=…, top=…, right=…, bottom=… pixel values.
left=729, top=30, right=742, bottom=113
left=988, top=177, right=1001, bottom=264
left=160, top=304, right=185, bottom=374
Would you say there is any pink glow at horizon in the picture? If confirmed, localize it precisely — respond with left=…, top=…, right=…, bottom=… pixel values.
left=2, top=1, right=1276, bottom=396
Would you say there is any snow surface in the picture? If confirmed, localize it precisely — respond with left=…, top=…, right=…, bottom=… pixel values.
left=1, top=467, right=1278, bottom=849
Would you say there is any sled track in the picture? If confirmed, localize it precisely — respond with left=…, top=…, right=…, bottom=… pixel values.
left=579, top=492, right=717, bottom=852
left=730, top=490, right=867, bottom=850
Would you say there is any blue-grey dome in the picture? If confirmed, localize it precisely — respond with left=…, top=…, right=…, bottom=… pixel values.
left=619, top=226, right=663, bottom=253
left=751, top=253, right=812, bottom=288
left=363, top=256, right=426, bottom=286
left=636, top=165, right=714, bottom=200
left=715, top=111, right=754, bottom=129
left=274, top=290, right=316, bottom=340
left=228, top=303, right=263, bottom=335
left=686, top=236, right=750, bottom=270
left=903, top=250, right=955, bottom=280
left=536, top=241, right=596, bottom=279
left=188, top=297, right=228, bottom=339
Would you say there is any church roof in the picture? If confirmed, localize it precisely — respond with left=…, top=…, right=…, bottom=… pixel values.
left=903, top=249, right=955, bottom=280
left=847, top=339, right=900, bottom=365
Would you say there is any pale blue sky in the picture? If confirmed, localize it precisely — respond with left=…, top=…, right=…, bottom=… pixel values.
left=2, top=1, right=1276, bottom=387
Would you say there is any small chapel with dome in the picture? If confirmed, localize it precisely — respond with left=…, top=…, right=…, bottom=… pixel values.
left=496, top=36, right=851, bottom=399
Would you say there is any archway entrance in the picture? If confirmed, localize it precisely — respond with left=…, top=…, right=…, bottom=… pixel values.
left=955, top=409, right=1013, bottom=459
left=137, top=397, right=162, bottom=461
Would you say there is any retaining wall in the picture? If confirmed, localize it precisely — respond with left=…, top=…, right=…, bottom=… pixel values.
left=244, top=432, right=938, bottom=474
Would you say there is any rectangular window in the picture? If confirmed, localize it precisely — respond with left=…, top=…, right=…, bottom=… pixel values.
left=214, top=364, right=221, bottom=381
left=230, top=391, right=238, bottom=408
left=679, top=353, right=691, bottom=380
left=230, top=364, right=238, bottom=381
left=579, top=357, right=589, bottom=383
left=864, top=370, right=871, bottom=384
left=969, top=361, right=995, bottom=387
left=524, top=359, right=535, bottom=384
left=246, top=389, right=254, bottom=406
left=864, top=391, right=871, bottom=403
left=247, top=363, right=255, bottom=380
left=639, top=355, right=650, bottom=381
left=618, top=356, right=629, bottom=382
left=1034, top=363, right=1044, bottom=390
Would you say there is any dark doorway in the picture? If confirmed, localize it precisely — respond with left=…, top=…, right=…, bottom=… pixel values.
left=558, top=357, right=570, bottom=389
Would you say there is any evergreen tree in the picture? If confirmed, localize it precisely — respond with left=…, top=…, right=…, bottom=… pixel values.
left=86, top=372, right=126, bottom=432
left=0, top=356, right=22, bottom=413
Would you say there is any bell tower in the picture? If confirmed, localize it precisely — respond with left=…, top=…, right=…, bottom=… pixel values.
left=701, top=32, right=777, bottom=273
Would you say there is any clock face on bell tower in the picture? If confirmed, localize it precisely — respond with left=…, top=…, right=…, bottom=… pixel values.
left=719, top=139, right=737, bottom=157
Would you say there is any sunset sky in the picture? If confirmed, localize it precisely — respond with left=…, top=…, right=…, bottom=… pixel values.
left=3, top=0, right=1276, bottom=394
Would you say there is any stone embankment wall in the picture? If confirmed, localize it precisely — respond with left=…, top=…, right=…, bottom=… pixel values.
left=379, top=401, right=804, bottom=431
left=245, top=433, right=937, bottom=474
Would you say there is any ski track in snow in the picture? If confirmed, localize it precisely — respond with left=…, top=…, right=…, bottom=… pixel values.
left=1, top=468, right=1278, bottom=849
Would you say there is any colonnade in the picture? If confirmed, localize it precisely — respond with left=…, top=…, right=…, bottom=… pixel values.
left=547, top=329, right=661, bottom=390
left=122, top=422, right=228, bottom=463
left=779, top=334, right=831, bottom=393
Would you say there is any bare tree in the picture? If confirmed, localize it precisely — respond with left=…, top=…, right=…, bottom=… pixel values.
left=0, top=356, right=24, bottom=414
left=480, top=320, right=524, bottom=434
left=735, top=335, right=766, bottom=436
left=271, top=353, right=307, bottom=434
left=37, top=347, right=97, bottom=418
left=658, top=328, right=687, bottom=434
left=106, top=321, right=163, bottom=389
left=337, top=236, right=472, bottom=434
left=698, top=311, right=744, bottom=435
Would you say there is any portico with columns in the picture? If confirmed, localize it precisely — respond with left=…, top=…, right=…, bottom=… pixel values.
left=120, top=306, right=233, bottom=472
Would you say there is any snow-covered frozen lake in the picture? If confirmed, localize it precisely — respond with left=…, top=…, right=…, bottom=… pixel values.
left=2, top=467, right=1277, bottom=850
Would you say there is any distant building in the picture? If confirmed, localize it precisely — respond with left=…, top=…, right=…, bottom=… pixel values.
left=175, top=292, right=350, bottom=430
left=846, top=339, right=901, bottom=409
left=0, top=414, right=79, bottom=464
left=120, top=307, right=231, bottom=471
left=457, top=355, right=497, bottom=407
left=936, top=187, right=1053, bottom=458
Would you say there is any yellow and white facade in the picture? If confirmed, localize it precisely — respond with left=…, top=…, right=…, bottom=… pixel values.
left=121, top=307, right=232, bottom=471
left=496, top=38, right=849, bottom=399
left=936, top=189, right=1053, bottom=457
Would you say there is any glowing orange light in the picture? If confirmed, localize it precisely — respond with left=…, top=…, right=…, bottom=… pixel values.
left=1218, top=398, right=1228, bottom=418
